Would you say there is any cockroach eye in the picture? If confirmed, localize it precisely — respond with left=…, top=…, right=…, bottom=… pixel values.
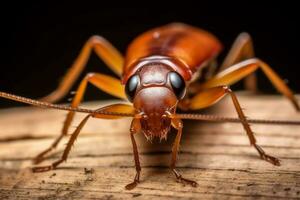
left=125, top=74, right=140, bottom=102
left=168, top=71, right=186, bottom=99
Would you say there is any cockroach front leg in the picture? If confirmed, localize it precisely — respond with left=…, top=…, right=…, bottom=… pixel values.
left=125, top=119, right=142, bottom=190
left=182, top=85, right=281, bottom=166
left=32, top=114, right=91, bottom=172
left=32, top=104, right=134, bottom=172
left=170, top=118, right=198, bottom=187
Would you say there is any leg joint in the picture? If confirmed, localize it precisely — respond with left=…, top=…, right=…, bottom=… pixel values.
left=84, top=73, right=96, bottom=80
left=222, top=85, right=232, bottom=93
left=239, top=32, right=252, bottom=41
left=88, top=35, right=105, bottom=46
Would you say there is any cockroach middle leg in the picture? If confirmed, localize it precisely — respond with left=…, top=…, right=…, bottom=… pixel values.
left=182, top=85, right=280, bottom=165
left=188, top=33, right=256, bottom=95
left=170, top=118, right=198, bottom=187
left=60, top=72, right=125, bottom=142
left=125, top=119, right=142, bottom=190
left=198, top=58, right=300, bottom=111
left=33, top=72, right=126, bottom=164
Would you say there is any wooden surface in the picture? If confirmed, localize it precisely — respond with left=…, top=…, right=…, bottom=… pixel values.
left=0, top=93, right=299, bottom=199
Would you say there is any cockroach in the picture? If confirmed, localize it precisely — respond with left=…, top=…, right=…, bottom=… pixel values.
left=1, top=23, right=300, bottom=190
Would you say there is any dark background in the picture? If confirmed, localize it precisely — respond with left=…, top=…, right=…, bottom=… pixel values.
left=0, top=2, right=299, bottom=107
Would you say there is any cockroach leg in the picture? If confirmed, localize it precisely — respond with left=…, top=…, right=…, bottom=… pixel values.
left=254, top=144, right=281, bottom=166
left=62, top=72, right=126, bottom=142
left=219, top=32, right=256, bottom=92
left=125, top=172, right=140, bottom=190
left=223, top=87, right=281, bottom=166
left=33, top=73, right=126, bottom=164
left=32, top=104, right=134, bottom=172
left=33, top=134, right=65, bottom=164
left=40, top=35, right=124, bottom=103
left=125, top=119, right=141, bottom=190
left=199, top=58, right=300, bottom=111
left=32, top=115, right=91, bottom=173
left=170, top=118, right=198, bottom=187
left=172, top=169, right=198, bottom=187
left=185, top=85, right=281, bottom=166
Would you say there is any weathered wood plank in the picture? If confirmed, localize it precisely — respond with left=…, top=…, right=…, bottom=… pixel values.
left=0, top=94, right=299, bottom=199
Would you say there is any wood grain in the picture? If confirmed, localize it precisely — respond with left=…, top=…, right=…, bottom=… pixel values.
left=0, top=93, right=299, bottom=199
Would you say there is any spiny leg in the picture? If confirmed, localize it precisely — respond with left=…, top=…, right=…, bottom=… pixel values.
left=170, top=118, right=198, bottom=187
left=33, top=73, right=127, bottom=165
left=32, top=114, right=91, bottom=172
left=61, top=72, right=126, bottom=138
left=220, top=32, right=257, bottom=91
left=34, top=36, right=124, bottom=163
left=40, top=35, right=124, bottom=103
left=33, top=134, right=65, bottom=164
left=125, top=119, right=142, bottom=190
left=196, top=58, right=299, bottom=111
left=183, top=86, right=280, bottom=165
left=32, top=104, right=134, bottom=172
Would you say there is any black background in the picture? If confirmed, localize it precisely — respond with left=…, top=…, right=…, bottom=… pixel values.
left=0, top=2, right=299, bottom=107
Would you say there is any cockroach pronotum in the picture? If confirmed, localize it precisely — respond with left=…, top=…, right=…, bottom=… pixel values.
left=1, top=23, right=299, bottom=190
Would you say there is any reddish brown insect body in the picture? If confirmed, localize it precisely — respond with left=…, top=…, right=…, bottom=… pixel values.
left=0, top=22, right=299, bottom=190
left=123, top=23, right=222, bottom=141
left=123, top=23, right=222, bottom=83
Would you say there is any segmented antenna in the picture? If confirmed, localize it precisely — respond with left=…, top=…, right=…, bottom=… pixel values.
left=176, top=113, right=300, bottom=125
left=0, top=91, right=133, bottom=117
left=1, top=91, right=300, bottom=125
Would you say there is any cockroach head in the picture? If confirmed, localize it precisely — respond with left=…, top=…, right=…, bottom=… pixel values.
left=124, top=63, right=186, bottom=141
left=134, top=86, right=177, bottom=141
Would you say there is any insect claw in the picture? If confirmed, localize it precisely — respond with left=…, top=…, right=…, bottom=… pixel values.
left=125, top=181, right=138, bottom=190
left=262, top=154, right=281, bottom=166
left=176, top=176, right=198, bottom=187
left=32, top=165, right=53, bottom=173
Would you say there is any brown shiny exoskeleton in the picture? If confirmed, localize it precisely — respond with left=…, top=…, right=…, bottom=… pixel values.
left=1, top=23, right=299, bottom=190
